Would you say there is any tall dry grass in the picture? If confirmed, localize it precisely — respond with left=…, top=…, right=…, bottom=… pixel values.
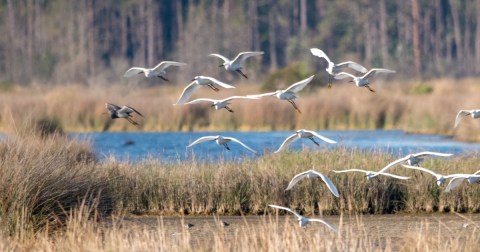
left=1, top=78, right=479, bottom=140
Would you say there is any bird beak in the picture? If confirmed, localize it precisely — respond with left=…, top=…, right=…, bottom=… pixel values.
left=191, top=79, right=195, bottom=81
left=218, top=64, right=223, bottom=67
left=348, top=80, right=353, bottom=82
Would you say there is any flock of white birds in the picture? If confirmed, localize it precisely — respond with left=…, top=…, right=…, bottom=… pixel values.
left=103, top=48, right=480, bottom=230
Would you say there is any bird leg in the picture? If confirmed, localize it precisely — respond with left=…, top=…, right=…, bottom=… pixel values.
left=125, top=117, right=139, bottom=126
left=225, top=106, right=234, bottom=113
left=288, top=100, right=302, bottom=114
left=365, top=85, right=375, bottom=92
left=222, top=143, right=231, bottom=150
left=328, top=75, right=333, bottom=88
left=309, top=137, right=320, bottom=146
left=158, top=76, right=169, bottom=81
left=236, top=69, right=248, bottom=79
left=208, top=84, right=220, bottom=92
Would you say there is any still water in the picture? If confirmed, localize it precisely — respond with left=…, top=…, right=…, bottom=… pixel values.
left=70, top=130, right=480, bottom=163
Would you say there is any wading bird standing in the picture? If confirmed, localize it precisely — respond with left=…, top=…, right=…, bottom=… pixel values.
left=310, top=48, right=367, bottom=88
left=209, top=51, right=264, bottom=78
left=454, top=110, right=480, bottom=128
left=268, top=205, right=337, bottom=231
left=175, top=76, right=235, bottom=105
left=187, top=135, right=257, bottom=154
left=123, top=61, right=186, bottom=81
left=249, top=75, right=314, bottom=114
left=104, top=103, right=144, bottom=126
left=274, top=129, right=337, bottom=153
left=334, top=68, right=395, bottom=92
left=285, top=169, right=340, bottom=197
left=185, top=95, right=258, bottom=113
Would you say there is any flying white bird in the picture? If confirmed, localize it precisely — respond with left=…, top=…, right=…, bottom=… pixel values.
left=310, top=48, right=367, bottom=88
left=333, top=169, right=410, bottom=180
left=444, top=172, right=480, bottom=192
left=187, top=135, right=257, bottom=154
left=209, top=51, right=264, bottom=79
left=268, top=204, right=337, bottom=231
left=274, top=129, right=336, bottom=153
left=248, top=75, right=314, bottom=113
left=123, top=61, right=186, bottom=81
left=285, top=169, right=339, bottom=197
left=454, top=110, right=480, bottom=128
left=401, top=165, right=462, bottom=186
left=104, top=103, right=143, bottom=126
left=185, top=95, right=258, bottom=113
left=334, top=68, right=395, bottom=92
left=371, top=152, right=454, bottom=178
left=175, top=76, right=235, bottom=105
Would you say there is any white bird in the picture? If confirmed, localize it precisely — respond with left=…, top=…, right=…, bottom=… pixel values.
left=334, top=68, right=395, bottom=92
left=285, top=169, right=339, bottom=197
left=187, top=135, right=257, bottom=154
left=175, top=76, right=235, bottom=105
left=209, top=51, right=264, bottom=79
left=444, top=173, right=480, bottom=192
left=248, top=75, right=314, bottom=113
left=123, top=61, right=186, bottom=81
left=373, top=152, right=454, bottom=178
left=274, top=129, right=336, bottom=153
left=333, top=169, right=410, bottom=180
left=454, top=110, right=480, bottom=128
left=268, top=204, right=337, bottom=231
left=401, top=165, right=459, bottom=186
left=105, top=103, right=144, bottom=126
left=310, top=48, right=367, bottom=88
left=185, top=95, right=258, bottom=113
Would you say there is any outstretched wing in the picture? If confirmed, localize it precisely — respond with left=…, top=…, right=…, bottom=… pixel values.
left=152, top=61, right=186, bottom=73
left=401, top=165, right=442, bottom=179
left=376, top=156, right=409, bottom=174
left=308, top=218, right=337, bottom=232
left=175, top=81, right=201, bottom=105
left=376, top=172, right=410, bottom=180
left=413, top=151, right=453, bottom=158
left=123, top=67, right=146, bottom=77
left=209, top=53, right=230, bottom=63
left=268, top=204, right=302, bottom=219
left=444, top=177, right=467, bottom=192
left=274, top=133, right=301, bottom=153
left=310, top=170, right=340, bottom=197
left=303, top=130, right=337, bottom=144
left=202, top=76, right=235, bottom=89
left=284, top=75, right=315, bottom=93
left=336, top=61, right=368, bottom=73
left=310, top=48, right=332, bottom=64
left=187, top=136, right=218, bottom=148
left=285, top=171, right=310, bottom=190
left=362, top=68, right=395, bottom=81
left=332, top=169, right=369, bottom=174
left=246, top=91, right=277, bottom=99
left=105, top=103, right=121, bottom=113
left=119, top=105, right=144, bottom=117
left=455, top=110, right=471, bottom=128
left=221, top=95, right=259, bottom=103
left=224, top=137, right=257, bottom=154
left=185, top=98, right=217, bottom=105
left=231, top=51, right=264, bottom=65
left=333, top=72, right=356, bottom=80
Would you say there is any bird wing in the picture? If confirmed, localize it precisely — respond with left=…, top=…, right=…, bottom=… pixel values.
left=152, top=61, right=187, bottom=73
left=455, top=110, right=471, bottom=128
left=308, top=218, right=337, bottom=232
left=223, top=137, right=257, bottom=154
left=335, top=61, right=368, bottom=73
left=268, top=205, right=302, bottom=219
left=187, top=136, right=218, bottom=148
left=202, top=76, right=235, bottom=89
left=444, top=177, right=466, bottom=192
left=413, top=151, right=454, bottom=158
left=185, top=98, right=217, bottom=105
left=309, top=48, right=332, bottom=64
left=123, top=67, right=146, bottom=77
left=221, top=96, right=260, bottom=103
left=246, top=91, right=277, bottom=99
left=332, top=169, right=369, bottom=174
left=274, top=133, right=301, bottom=153
left=376, top=156, right=409, bottom=174
left=362, top=68, right=396, bottom=81
left=310, top=170, right=340, bottom=197
left=209, top=53, right=230, bottom=63
left=303, top=130, right=337, bottom=144
left=401, top=165, right=442, bottom=179
left=285, top=171, right=310, bottom=190
left=175, top=81, right=201, bottom=105
left=119, top=105, right=144, bottom=117
left=284, top=75, right=315, bottom=93
left=105, top=103, right=121, bottom=112
left=375, top=172, right=410, bottom=180
left=231, top=51, right=264, bottom=65
left=333, top=72, right=356, bottom=80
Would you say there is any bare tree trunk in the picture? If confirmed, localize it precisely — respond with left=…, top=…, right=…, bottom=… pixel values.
left=379, top=0, right=389, bottom=66
left=300, top=0, right=307, bottom=34
left=411, top=0, right=422, bottom=78
left=362, top=0, right=372, bottom=65
left=87, top=0, right=95, bottom=81
left=450, top=0, right=464, bottom=75
left=476, top=0, right=480, bottom=73
left=146, top=0, right=155, bottom=67
left=268, top=2, right=278, bottom=71
left=248, top=0, right=260, bottom=51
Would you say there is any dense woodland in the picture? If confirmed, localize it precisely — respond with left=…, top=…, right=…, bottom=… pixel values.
left=1, top=0, right=480, bottom=85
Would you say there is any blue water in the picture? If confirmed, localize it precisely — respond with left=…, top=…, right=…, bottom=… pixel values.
left=68, top=130, right=480, bottom=163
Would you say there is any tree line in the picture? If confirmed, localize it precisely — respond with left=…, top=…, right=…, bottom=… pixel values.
left=1, top=0, right=479, bottom=85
